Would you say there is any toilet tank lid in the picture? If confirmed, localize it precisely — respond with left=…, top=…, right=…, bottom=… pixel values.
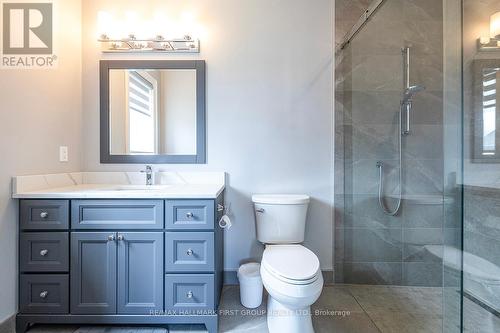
left=252, top=194, right=310, bottom=205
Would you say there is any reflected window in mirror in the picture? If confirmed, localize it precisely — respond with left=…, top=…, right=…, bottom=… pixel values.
left=473, top=60, right=500, bottom=162
left=101, top=61, right=205, bottom=164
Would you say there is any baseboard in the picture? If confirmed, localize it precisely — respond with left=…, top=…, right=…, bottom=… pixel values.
left=0, top=315, right=15, bottom=333
left=223, top=269, right=334, bottom=285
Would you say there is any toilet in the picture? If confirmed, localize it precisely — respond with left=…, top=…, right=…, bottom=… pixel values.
left=252, top=194, right=323, bottom=333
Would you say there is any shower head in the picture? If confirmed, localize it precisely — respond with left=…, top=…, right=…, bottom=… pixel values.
left=403, top=85, right=425, bottom=103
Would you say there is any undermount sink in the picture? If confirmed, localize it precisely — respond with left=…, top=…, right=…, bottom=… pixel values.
left=96, top=184, right=175, bottom=191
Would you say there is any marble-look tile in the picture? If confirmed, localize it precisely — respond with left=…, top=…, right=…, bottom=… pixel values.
left=402, top=202, right=443, bottom=228
left=351, top=158, right=400, bottom=195
left=349, top=55, right=403, bottom=92
left=0, top=316, right=14, bottom=333
left=463, top=297, right=500, bottom=333
left=404, top=0, right=444, bottom=21
left=404, top=125, right=444, bottom=160
left=403, top=159, right=443, bottom=195
left=341, top=262, right=403, bottom=285
left=402, top=262, right=443, bottom=287
left=345, top=195, right=401, bottom=229
left=463, top=231, right=500, bottom=267
left=368, top=312, right=443, bottom=333
left=312, top=286, right=365, bottom=313
left=464, top=188, right=500, bottom=241
left=343, top=228, right=402, bottom=262
left=402, top=228, right=444, bottom=262
left=410, top=90, right=444, bottom=125
left=313, top=312, right=381, bottom=333
left=218, top=286, right=268, bottom=333
left=347, top=285, right=443, bottom=315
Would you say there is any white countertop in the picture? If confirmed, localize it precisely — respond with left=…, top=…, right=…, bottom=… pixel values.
left=12, top=172, right=225, bottom=199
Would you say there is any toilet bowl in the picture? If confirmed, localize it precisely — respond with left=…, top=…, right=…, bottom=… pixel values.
left=261, top=245, right=323, bottom=333
left=252, top=194, right=324, bottom=333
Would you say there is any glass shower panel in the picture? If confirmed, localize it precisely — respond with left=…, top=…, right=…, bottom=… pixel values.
left=335, top=0, right=463, bottom=331
left=462, top=0, right=500, bottom=331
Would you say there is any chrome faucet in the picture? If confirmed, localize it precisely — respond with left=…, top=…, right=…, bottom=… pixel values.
left=141, top=165, right=153, bottom=185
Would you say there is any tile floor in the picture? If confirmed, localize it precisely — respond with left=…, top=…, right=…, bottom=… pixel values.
left=25, top=285, right=500, bottom=333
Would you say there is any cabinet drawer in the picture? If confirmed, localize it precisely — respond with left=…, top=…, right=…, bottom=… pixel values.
left=71, top=200, right=164, bottom=229
left=165, top=274, right=215, bottom=312
left=20, top=200, right=69, bottom=230
left=166, top=232, right=214, bottom=272
left=20, top=232, right=69, bottom=272
left=20, top=274, right=69, bottom=314
left=166, top=200, right=214, bottom=230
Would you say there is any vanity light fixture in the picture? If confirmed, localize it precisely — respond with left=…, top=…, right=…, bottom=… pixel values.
left=478, top=11, right=500, bottom=51
left=97, top=11, right=200, bottom=53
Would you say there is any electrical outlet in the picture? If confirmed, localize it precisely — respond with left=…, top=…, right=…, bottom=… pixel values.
left=59, top=146, right=68, bottom=162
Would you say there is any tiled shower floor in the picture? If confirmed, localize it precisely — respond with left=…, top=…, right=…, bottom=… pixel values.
left=26, top=285, right=500, bottom=333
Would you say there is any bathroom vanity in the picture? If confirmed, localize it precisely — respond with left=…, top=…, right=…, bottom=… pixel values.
left=12, top=172, right=225, bottom=333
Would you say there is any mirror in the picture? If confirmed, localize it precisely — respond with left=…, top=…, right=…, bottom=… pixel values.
left=473, top=60, right=500, bottom=163
left=100, top=60, right=205, bottom=164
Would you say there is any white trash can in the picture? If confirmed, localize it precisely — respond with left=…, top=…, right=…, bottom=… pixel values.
left=237, top=262, right=263, bottom=308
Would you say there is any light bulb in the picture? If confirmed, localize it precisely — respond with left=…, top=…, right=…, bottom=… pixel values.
left=490, top=12, right=500, bottom=39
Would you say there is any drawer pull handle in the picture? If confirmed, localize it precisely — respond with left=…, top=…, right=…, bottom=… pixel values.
left=40, top=249, right=49, bottom=256
left=186, top=248, right=194, bottom=256
left=186, top=212, right=194, bottom=219
left=39, top=291, right=49, bottom=299
left=186, top=291, right=193, bottom=299
left=40, top=211, right=49, bottom=219
left=117, top=234, right=124, bottom=241
left=107, top=234, right=115, bottom=241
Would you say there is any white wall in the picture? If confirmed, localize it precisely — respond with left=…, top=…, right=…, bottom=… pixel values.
left=0, top=0, right=82, bottom=322
left=82, top=0, right=334, bottom=271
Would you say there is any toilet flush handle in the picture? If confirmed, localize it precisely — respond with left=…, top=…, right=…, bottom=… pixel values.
left=255, top=208, right=265, bottom=213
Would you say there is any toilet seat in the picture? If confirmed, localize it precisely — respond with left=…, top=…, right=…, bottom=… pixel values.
left=262, top=245, right=320, bottom=285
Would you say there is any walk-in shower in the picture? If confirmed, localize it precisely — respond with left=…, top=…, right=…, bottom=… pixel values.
left=335, top=0, right=500, bottom=332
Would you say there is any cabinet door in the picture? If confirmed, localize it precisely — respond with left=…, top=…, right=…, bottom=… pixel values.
left=117, top=232, right=164, bottom=314
left=70, top=232, right=117, bottom=314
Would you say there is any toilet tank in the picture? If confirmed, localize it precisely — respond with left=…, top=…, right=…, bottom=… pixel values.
left=252, top=194, right=310, bottom=244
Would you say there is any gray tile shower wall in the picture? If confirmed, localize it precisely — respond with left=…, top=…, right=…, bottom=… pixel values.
left=463, top=186, right=500, bottom=311
left=335, top=0, right=445, bottom=286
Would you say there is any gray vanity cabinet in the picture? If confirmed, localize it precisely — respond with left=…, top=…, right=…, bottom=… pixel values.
left=70, top=232, right=117, bottom=314
left=17, top=196, right=223, bottom=333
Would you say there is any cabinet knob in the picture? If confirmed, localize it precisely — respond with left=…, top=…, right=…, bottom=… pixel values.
left=186, top=212, right=194, bottom=219
left=39, top=291, right=48, bottom=299
left=117, top=234, right=124, bottom=241
left=186, top=291, right=193, bottom=299
left=186, top=248, right=194, bottom=256
left=40, top=249, right=49, bottom=256
left=107, top=234, right=115, bottom=241
left=40, top=211, right=49, bottom=219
